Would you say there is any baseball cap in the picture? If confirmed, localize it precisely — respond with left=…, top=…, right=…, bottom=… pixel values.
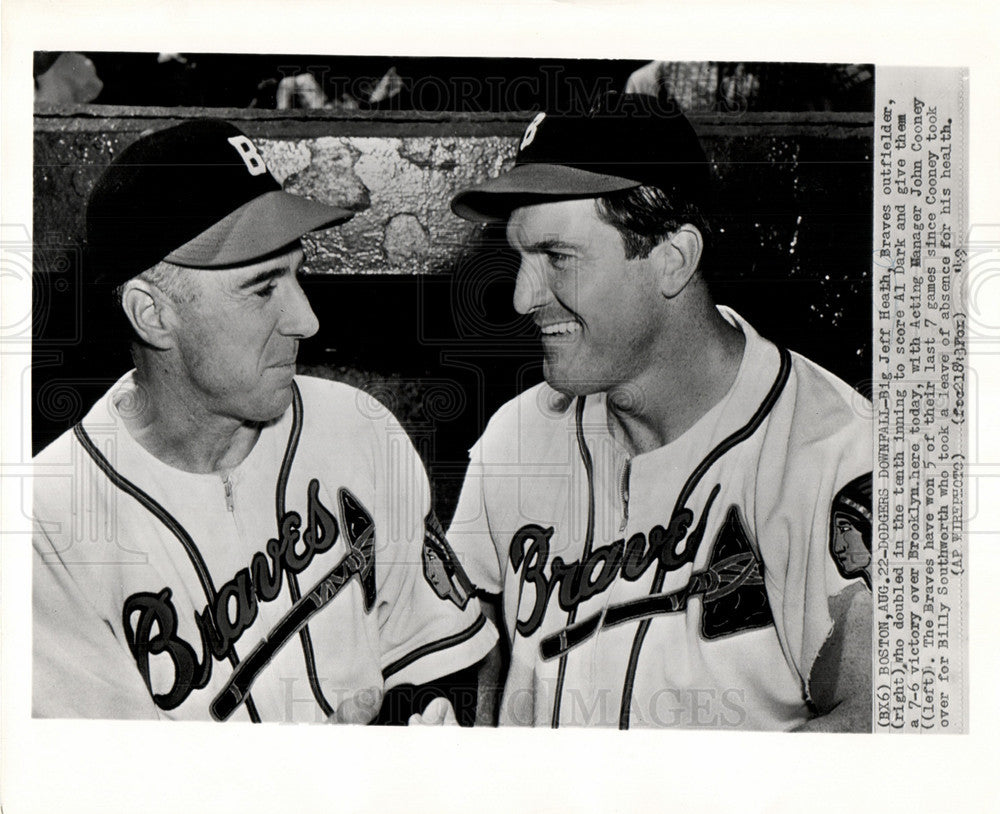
left=86, top=119, right=354, bottom=286
left=451, top=93, right=710, bottom=222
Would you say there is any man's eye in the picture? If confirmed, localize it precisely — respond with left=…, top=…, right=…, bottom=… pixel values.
left=255, top=282, right=278, bottom=298
left=547, top=252, right=573, bottom=269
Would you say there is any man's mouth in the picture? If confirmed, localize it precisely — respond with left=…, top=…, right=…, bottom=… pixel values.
left=539, top=320, right=580, bottom=337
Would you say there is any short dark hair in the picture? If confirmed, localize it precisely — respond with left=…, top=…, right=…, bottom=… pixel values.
left=594, top=185, right=712, bottom=269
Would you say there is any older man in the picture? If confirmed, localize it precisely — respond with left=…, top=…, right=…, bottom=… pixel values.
left=32, top=119, right=495, bottom=722
left=447, top=94, right=872, bottom=730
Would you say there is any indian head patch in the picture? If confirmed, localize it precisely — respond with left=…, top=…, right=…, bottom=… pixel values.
left=829, top=473, right=873, bottom=589
left=422, top=513, right=475, bottom=610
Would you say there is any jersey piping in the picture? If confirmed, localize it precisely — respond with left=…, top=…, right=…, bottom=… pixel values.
left=550, top=397, right=596, bottom=728
left=274, top=383, right=335, bottom=717
left=72, top=421, right=263, bottom=722
left=381, top=613, right=489, bottom=680
left=617, top=345, right=793, bottom=728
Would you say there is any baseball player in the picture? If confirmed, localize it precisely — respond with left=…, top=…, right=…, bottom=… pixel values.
left=32, top=119, right=496, bottom=723
left=447, top=94, right=872, bottom=730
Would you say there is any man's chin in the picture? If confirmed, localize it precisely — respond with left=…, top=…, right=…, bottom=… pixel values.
left=542, top=361, right=618, bottom=399
left=544, top=374, right=588, bottom=399
left=246, top=386, right=295, bottom=425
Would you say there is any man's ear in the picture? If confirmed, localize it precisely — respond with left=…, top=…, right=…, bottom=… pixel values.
left=650, top=225, right=703, bottom=298
left=120, top=279, right=176, bottom=350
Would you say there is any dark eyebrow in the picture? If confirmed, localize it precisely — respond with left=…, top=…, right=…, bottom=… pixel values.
left=236, top=251, right=305, bottom=290
left=238, top=266, right=287, bottom=290
left=521, top=238, right=580, bottom=253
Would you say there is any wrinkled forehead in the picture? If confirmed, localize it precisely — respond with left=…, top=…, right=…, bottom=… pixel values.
left=233, top=243, right=306, bottom=277
left=506, top=197, right=602, bottom=250
left=186, top=243, right=306, bottom=288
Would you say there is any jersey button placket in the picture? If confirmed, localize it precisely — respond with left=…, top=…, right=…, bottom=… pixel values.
left=220, top=469, right=250, bottom=560
left=587, top=448, right=632, bottom=691
left=222, top=471, right=235, bottom=512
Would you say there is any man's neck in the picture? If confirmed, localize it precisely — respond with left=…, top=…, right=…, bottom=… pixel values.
left=118, top=371, right=261, bottom=475
left=606, top=305, right=745, bottom=456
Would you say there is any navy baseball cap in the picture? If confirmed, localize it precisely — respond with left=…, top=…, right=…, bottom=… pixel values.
left=86, top=119, right=354, bottom=286
left=451, top=93, right=710, bottom=222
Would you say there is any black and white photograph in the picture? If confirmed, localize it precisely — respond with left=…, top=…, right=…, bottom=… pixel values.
left=1, top=2, right=997, bottom=813
left=29, top=53, right=875, bottom=730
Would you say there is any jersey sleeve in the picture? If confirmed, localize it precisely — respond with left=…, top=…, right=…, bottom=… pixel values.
left=33, top=527, right=159, bottom=719
left=443, top=438, right=505, bottom=596
left=367, top=409, right=497, bottom=690
left=753, top=371, right=873, bottom=698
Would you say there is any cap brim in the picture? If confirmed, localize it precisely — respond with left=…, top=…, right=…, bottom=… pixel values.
left=451, top=163, right=640, bottom=223
left=166, top=190, right=354, bottom=268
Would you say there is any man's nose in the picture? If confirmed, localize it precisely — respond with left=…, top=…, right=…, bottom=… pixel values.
left=512, top=257, right=551, bottom=315
left=281, top=277, right=320, bottom=339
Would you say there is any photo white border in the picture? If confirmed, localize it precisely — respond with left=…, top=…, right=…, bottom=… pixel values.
left=3, top=2, right=999, bottom=812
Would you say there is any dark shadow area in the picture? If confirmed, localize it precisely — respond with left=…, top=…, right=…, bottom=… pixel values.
left=40, top=54, right=873, bottom=114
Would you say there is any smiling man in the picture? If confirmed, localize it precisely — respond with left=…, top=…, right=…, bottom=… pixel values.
left=32, top=119, right=495, bottom=722
left=447, top=94, right=873, bottom=731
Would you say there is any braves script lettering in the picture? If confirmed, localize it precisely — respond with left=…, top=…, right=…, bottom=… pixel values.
left=122, top=479, right=347, bottom=711
left=510, top=485, right=721, bottom=637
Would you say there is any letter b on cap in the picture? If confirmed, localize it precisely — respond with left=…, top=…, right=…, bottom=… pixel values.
left=520, top=112, right=546, bottom=151
left=227, top=135, right=267, bottom=176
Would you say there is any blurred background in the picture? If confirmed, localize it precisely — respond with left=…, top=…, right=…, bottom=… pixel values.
left=34, top=53, right=873, bottom=112
left=33, top=54, right=874, bottom=523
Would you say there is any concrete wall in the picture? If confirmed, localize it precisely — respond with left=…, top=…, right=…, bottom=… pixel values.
left=35, top=107, right=532, bottom=276
left=34, top=105, right=873, bottom=277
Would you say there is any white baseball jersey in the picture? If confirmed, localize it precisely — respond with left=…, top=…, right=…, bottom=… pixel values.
left=33, top=373, right=496, bottom=722
left=448, top=307, right=872, bottom=730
